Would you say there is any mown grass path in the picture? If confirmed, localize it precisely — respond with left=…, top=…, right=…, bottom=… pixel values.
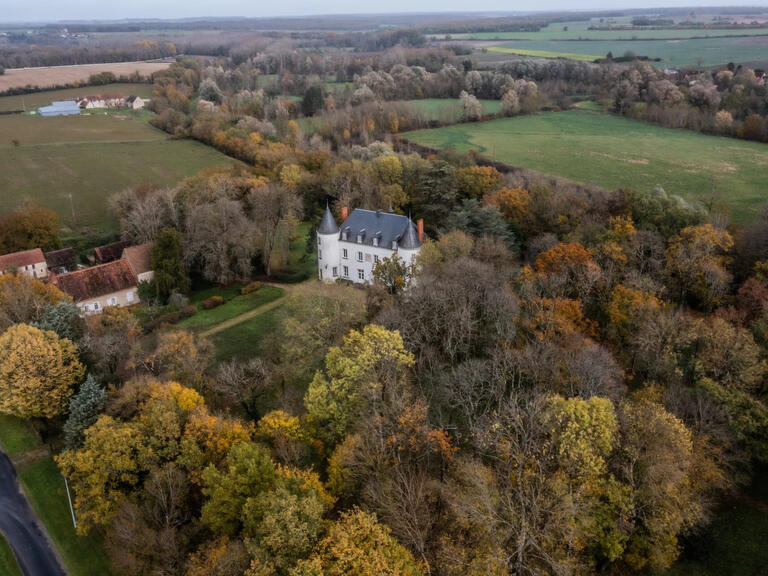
left=199, top=283, right=296, bottom=338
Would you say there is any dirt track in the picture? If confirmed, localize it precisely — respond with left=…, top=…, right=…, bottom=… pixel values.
left=0, top=61, right=171, bottom=92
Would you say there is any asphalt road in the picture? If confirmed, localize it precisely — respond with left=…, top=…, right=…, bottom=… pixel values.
left=0, top=451, right=66, bottom=576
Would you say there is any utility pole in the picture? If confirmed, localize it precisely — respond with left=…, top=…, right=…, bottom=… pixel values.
left=64, top=476, right=77, bottom=530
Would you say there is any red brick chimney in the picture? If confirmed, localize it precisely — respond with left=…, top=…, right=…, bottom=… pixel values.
left=341, top=206, right=349, bottom=221
left=417, top=219, right=424, bottom=243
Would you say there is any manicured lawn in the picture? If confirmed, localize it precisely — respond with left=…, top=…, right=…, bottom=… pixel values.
left=211, top=305, right=284, bottom=362
left=0, top=114, right=238, bottom=231
left=405, top=109, right=768, bottom=224
left=0, top=82, right=154, bottom=113
left=0, top=415, right=113, bottom=576
left=0, top=415, right=42, bottom=456
left=0, top=533, right=22, bottom=576
left=18, top=458, right=113, bottom=576
left=178, top=285, right=286, bottom=331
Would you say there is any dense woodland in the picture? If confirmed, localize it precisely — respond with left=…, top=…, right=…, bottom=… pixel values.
left=1, top=11, right=768, bottom=576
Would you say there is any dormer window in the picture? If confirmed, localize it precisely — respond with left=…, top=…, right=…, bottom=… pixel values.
left=357, top=235, right=362, bottom=244
left=392, top=241, right=398, bottom=250
left=373, top=237, right=379, bottom=247
left=342, top=229, right=348, bottom=241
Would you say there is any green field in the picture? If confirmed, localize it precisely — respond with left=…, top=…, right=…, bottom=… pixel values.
left=0, top=416, right=113, bottom=576
left=0, top=82, right=153, bottom=113
left=486, top=36, right=768, bottom=67
left=0, top=114, right=238, bottom=231
left=457, top=17, right=768, bottom=41
left=405, top=110, right=768, bottom=224
left=487, top=47, right=599, bottom=61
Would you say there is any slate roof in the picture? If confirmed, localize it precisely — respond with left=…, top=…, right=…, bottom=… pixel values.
left=0, top=248, right=46, bottom=271
left=122, top=242, right=153, bottom=276
left=44, top=248, right=77, bottom=271
left=94, top=241, right=128, bottom=264
left=318, top=205, right=339, bottom=235
left=55, top=259, right=137, bottom=303
left=339, top=209, right=421, bottom=249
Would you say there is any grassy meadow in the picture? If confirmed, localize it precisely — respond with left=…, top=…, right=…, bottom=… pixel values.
left=0, top=82, right=154, bottom=113
left=405, top=109, right=768, bottom=224
left=0, top=114, right=238, bottom=231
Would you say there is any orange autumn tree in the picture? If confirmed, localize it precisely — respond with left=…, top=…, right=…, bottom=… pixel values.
left=484, top=187, right=533, bottom=227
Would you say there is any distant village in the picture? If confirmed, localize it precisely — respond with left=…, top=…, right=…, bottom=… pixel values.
left=0, top=240, right=153, bottom=314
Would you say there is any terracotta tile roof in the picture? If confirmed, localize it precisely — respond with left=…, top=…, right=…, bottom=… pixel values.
left=45, top=248, right=77, bottom=271
left=0, top=248, right=46, bottom=271
left=122, top=242, right=153, bottom=276
left=55, top=259, right=137, bottom=303
left=94, top=241, right=128, bottom=264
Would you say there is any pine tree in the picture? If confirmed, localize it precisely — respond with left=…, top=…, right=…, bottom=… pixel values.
left=63, top=374, right=107, bottom=449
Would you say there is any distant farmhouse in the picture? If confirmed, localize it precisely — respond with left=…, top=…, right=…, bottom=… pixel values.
left=317, top=206, right=423, bottom=284
left=36, top=94, right=147, bottom=116
left=0, top=248, right=48, bottom=279
left=54, top=258, right=139, bottom=314
left=76, top=94, right=146, bottom=110
left=37, top=100, right=80, bottom=117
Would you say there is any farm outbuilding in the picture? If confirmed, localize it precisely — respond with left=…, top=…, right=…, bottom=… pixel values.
left=38, top=100, right=81, bottom=116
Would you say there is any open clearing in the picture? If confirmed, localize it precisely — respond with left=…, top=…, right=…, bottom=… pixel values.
left=405, top=109, right=768, bottom=224
left=0, top=114, right=238, bottom=231
left=0, top=61, right=170, bottom=92
left=0, top=83, right=154, bottom=113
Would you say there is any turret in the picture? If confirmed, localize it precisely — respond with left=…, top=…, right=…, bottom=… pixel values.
left=317, top=204, right=340, bottom=282
left=397, top=217, right=422, bottom=264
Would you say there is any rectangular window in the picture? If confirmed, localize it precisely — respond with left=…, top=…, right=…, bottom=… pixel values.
left=357, top=251, right=363, bottom=262
left=93, top=301, right=100, bottom=311
left=365, top=254, right=372, bottom=263
left=127, top=291, right=135, bottom=302
left=373, top=237, right=379, bottom=247
left=107, top=297, right=117, bottom=306
left=374, top=255, right=380, bottom=264
left=342, top=249, right=348, bottom=259
left=357, top=269, right=365, bottom=280
left=343, top=266, right=349, bottom=277
left=318, top=249, right=322, bottom=259
left=332, top=267, right=338, bottom=277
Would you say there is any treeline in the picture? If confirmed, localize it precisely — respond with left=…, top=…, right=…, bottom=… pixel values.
left=0, top=40, right=177, bottom=69
left=608, top=62, right=768, bottom=142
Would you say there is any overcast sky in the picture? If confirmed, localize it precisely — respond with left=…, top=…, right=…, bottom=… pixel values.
left=3, top=0, right=768, bottom=23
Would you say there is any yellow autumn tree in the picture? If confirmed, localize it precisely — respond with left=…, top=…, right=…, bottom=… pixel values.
left=292, top=508, right=424, bottom=576
left=0, top=323, right=84, bottom=418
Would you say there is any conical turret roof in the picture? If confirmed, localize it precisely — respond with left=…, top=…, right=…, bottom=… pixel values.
left=318, top=204, right=339, bottom=235
left=399, top=218, right=421, bottom=250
